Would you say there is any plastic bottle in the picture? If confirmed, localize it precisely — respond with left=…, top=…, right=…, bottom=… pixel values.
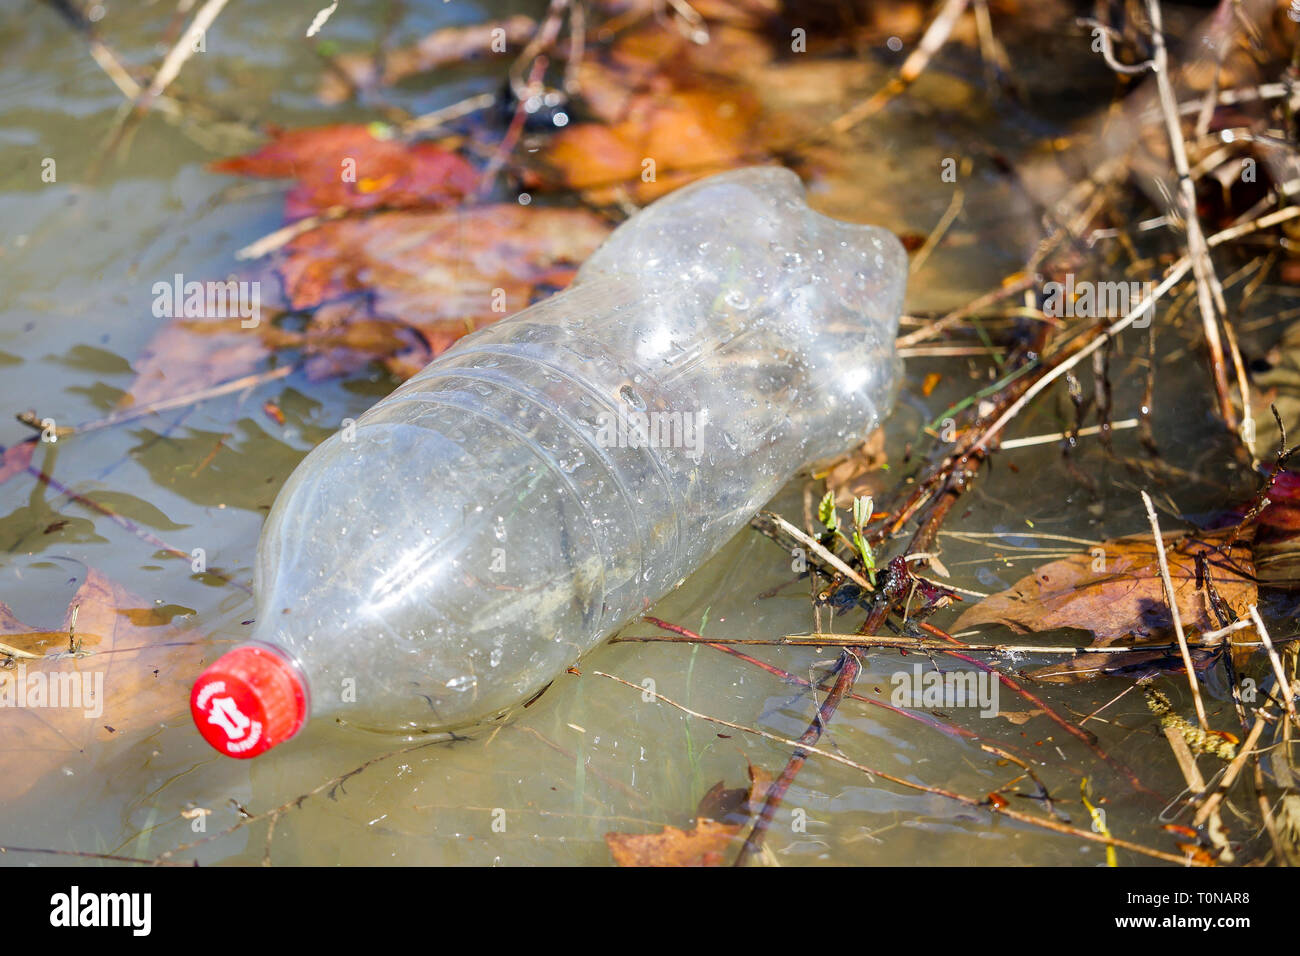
left=190, top=166, right=906, bottom=758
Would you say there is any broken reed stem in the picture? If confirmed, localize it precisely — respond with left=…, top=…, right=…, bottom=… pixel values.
left=479, top=56, right=546, bottom=197
left=998, top=418, right=1139, bottom=450
left=915, top=621, right=1150, bottom=794
left=592, top=671, right=1205, bottom=866
left=972, top=257, right=1192, bottom=453
left=141, top=0, right=230, bottom=109
left=640, top=617, right=991, bottom=745
left=699, top=639, right=986, bottom=745
left=508, top=0, right=570, bottom=102
left=1141, top=490, right=1209, bottom=731
left=1193, top=710, right=1272, bottom=829
left=909, top=178, right=965, bottom=275
left=64, top=365, right=296, bottom=437
left=0, top=845, right=191, bottom=866
left=236, top=207, right=347, bottom=260
left=734, top=571, right=904, bottom=864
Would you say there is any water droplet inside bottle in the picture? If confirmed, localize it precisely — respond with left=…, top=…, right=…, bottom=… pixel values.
left=724, top=289, right=749, bottom=310
left=619, top=384, right=645, bottom=410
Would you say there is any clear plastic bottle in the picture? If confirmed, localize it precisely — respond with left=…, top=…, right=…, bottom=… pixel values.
left=191, top=166, right=906, bottom=758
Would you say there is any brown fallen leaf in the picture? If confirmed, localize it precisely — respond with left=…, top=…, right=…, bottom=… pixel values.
left=952, top=530, right=1257, bottom=683
left=544, top=86, right=765, bottom=204
left=574, top=19, right=776, bottom=126
left=278, top=204, right=610, bottom=335
left=605, top=818, right=740, bottom=867
left=0, top=568, right=207, bottom=801
left=527, top=10, right=776, bottom=203
left=606, top=762, right=770, bottom=866
left=816, top=427, right=889, bottom=508
left=211, top=124, right=478, bottom=221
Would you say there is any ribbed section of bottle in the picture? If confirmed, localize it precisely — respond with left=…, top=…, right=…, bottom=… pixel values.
left=250, top=167, right=907, bottom=736
left=367, top=325, right=690, bottom=630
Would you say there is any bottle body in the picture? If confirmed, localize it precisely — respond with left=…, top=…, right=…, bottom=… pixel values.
left=197, top=167, right=905, bottom=752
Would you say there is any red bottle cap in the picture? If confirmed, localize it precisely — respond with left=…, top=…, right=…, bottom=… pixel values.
left=191, top=644, right=308, bottom=758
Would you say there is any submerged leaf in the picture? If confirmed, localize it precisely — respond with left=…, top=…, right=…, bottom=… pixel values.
left=607, top=763, right=770, bottom=866
left=0, top=569, right=207, bottom=801
left=605, top=818, right=739, bottom=867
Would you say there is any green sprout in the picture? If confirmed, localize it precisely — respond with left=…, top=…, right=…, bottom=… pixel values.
left=818, top=491, right=877, bottom=586
left=818, top=489, right=839, bottom=533
left=851, top=495, right=877, bottom=586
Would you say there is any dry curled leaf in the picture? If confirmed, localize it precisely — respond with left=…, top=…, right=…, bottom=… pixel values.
left=952, top=530, right=1256, bottom=683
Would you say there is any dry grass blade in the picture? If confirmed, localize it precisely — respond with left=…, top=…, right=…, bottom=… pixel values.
left=1141, top=490, right=1208, bottom=730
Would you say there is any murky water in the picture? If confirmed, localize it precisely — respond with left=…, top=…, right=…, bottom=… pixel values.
left=0, top=1, right=1281, bottom=865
